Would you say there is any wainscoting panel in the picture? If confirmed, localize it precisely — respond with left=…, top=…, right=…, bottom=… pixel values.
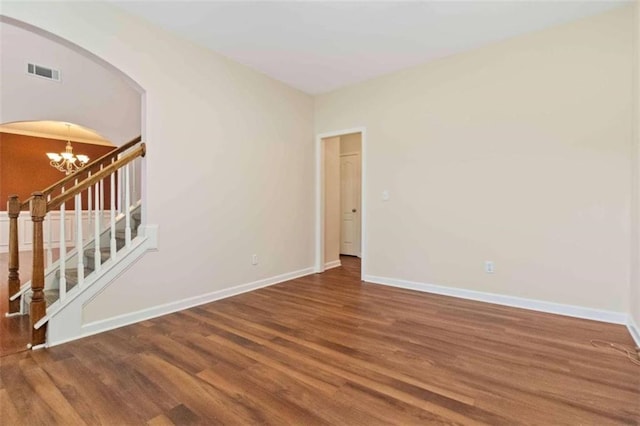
left=0, top=211, right=109, bottom=253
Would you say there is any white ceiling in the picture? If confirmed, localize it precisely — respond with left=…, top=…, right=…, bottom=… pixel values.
left=112, top=1, right=630, bottom=94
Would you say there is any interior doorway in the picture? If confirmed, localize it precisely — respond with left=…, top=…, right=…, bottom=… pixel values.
left=340, top=144, right=361, bottom=257
left=316, top=128, right=365, bottom=280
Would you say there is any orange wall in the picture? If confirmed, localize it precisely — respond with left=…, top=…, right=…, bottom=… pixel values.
left=0, top=132, right=115, bottom=210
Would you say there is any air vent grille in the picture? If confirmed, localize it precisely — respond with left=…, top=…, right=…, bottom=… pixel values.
left=27, top=63, right=60, bottom=81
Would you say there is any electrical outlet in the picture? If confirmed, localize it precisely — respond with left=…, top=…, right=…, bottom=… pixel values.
left=485, top=261, right=494, bottom=273
left=251, top=254, right=258, bottom=265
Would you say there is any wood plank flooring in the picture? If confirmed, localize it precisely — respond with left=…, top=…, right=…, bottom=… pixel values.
left=1, top=255, right=639, bottom=425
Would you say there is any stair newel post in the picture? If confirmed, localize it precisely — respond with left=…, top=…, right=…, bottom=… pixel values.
left=30, top=192, right=47, bottom=346
left=7, top=195, right=21, bottom=314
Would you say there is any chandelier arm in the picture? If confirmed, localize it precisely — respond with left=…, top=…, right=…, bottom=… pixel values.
left=45, top=123, right=90, bottom=175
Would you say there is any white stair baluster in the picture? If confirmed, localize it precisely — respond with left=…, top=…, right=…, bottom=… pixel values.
left=87, top=171, right=92, bottom=230
left=46, top=194, right=53, bottom=267
left=125, top=163, right=131, bottom=247
left=75, top=193, right=85, bottom=287
left=132, top=158, right=139, bottom=204
left=110, top=170, right=117, bottom=259
left=59, top=188, right=67, bottom=301
left=94, top=182, right=101, bottom=272
left=116, top=158, right=122, bottom=214
left=100, top=165, right=105, bottom=228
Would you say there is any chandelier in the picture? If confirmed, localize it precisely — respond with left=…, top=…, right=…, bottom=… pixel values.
left=46, top=124, right=90, bottom=175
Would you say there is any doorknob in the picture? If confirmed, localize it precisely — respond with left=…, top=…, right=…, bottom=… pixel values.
left=352, top=208, right=357, bottom=213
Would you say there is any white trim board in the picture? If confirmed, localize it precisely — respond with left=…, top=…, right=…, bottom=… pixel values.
left=628, top=316, right=640, bottom=347
left=364, top=274, right=628, bottom=325
left=49, top=266, right=316, bottom=347
left=324, top=260, right=342, bottom=270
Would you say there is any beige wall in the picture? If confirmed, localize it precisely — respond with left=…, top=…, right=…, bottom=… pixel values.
left=4, top=1, right=637, bottom=331
left=316, top=6, right=633, bottom=313
left=632, top=1, right=640, bottom=332
left=324, top=137, right=341, bottom=265
left=1, top=2, right=315, bottom=322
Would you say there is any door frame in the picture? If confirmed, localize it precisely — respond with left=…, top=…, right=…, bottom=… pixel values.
left=315, top=127, right=367, bottom=281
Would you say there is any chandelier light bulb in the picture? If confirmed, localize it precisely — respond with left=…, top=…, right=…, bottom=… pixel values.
left=46, top=124, right=90, bottom=175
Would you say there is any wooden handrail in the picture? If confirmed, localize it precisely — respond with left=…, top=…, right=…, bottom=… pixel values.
left=20, top=135, right=142, bottom=209
left=47, top=144, right=145, bottom=212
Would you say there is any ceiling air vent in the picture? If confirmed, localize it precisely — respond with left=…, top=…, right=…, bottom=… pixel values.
left=27, top=63, right=60, bottom=81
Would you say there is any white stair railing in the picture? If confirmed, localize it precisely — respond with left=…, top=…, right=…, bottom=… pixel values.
left=5, top=137, right=145, bottom=346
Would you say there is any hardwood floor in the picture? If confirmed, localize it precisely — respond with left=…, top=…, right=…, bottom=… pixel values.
left=1, top=255, right=639, bottom=424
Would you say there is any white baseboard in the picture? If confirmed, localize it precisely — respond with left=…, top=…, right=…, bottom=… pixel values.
left=324, top=260, right=341, bottom=270
left=628, top=316, right=640, bottom=347
left=77, top=266, right=315, bottom=342
left=364, top=274, right=628, bottom=325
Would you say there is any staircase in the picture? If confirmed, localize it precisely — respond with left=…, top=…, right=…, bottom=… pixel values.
left=22, top=206, right=141, bottom=309
left=5, top=136, right=149, bottom=348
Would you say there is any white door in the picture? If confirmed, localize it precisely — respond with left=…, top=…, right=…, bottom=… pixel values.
left=340, top=153, right=361, bottom=256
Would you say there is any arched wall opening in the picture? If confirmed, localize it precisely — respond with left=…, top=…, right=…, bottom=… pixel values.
left=0, top=16, right=146, bottom=212
left=0, top=16, right=144, bottom=145
left=0, top=1, right=317, bottom=338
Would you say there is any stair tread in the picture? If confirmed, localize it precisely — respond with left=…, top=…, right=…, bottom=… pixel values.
left=55, top=267, right=93, bottom=278
left=85, top=246, right=113, bottom=257
left=85, top=232, right=136, bottom=260
left=56, top=267, right=93, bottom=291
left=115, top=228, right=138, bottom=238
left=23, top=289, right=60, bottom=307
left=117, top=230, right=138, bottom=240
left=23, top=288, right=67, bottom=308
left=66, top=267, right=93, bottom=275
